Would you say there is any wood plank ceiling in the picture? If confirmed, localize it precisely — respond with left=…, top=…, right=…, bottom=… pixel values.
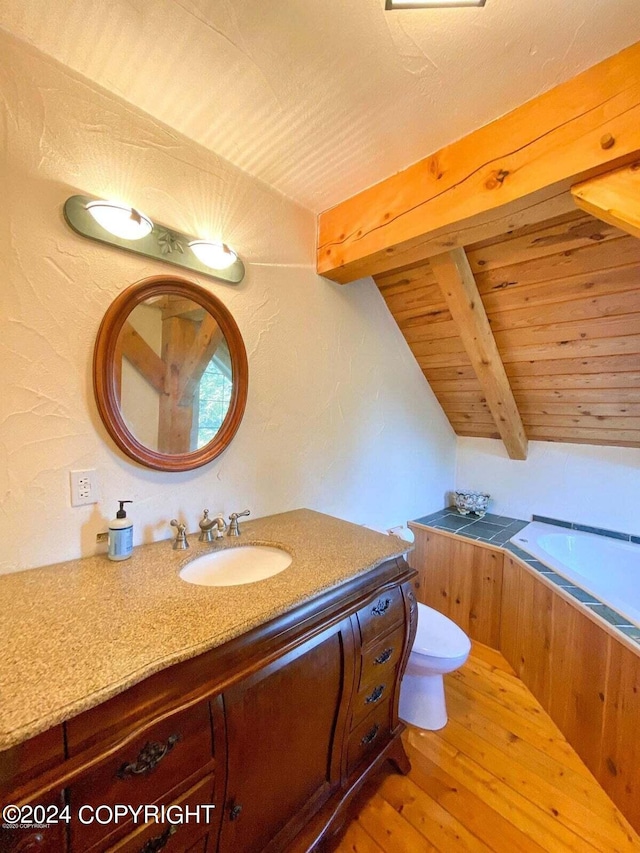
left=375, top=210, right=640, bottom=448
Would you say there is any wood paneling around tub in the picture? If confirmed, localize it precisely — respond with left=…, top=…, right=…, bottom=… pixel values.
left=411, top=528, right=503, bottom=648
left=501, top=554, right=640, bottom=832
left=410, top=523, right=640, bottom=832
left=375, top=209, right=640, bottom=449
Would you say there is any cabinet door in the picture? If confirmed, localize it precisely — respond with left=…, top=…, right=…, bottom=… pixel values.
left=218, top=621, right=354, bottom=853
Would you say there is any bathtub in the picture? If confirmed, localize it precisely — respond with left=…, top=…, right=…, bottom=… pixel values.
left=510, top=521, right=640, bottom=629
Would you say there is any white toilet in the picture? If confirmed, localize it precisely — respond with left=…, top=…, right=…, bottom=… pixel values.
left=399, top=602, right=471, bottom=730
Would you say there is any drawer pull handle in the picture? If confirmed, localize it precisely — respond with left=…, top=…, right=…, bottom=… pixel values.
left=365, top=685, right=385, bottom=705
left=374, top=647, right=393, bottom=665
left=118, top=734, right=181, bottom=778
left=371, top=598, right=391, bottom=616
left=229, top=804, right=243, bottom=821
left=14, top=833, right=45, bottom=851
left=139, top=824, right=177, bottom=853
left=361, top=724, right=379, bottom=745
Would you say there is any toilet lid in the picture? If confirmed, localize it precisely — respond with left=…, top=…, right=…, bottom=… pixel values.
left=413, top=603, right=471, bottom=659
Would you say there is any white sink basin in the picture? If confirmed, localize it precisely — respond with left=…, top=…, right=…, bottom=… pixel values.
left=179, top=545, right=292, bottom=587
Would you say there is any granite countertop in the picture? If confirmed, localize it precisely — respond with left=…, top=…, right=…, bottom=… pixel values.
left=0, top=509, right=410, bottom=751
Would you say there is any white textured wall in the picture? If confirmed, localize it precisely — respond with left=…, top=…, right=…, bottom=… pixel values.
left=2, top=0, right=640, bottom=211
left=456, top=437, right=640, bottom=534
left=0, top=32, right=456, bottom=574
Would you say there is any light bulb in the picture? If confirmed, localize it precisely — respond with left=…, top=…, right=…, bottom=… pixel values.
left=188, top=240, right=237, bottom=270
left=86, top=200, right=153, bottom=240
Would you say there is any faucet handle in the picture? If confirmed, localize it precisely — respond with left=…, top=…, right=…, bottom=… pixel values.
left=170, top=519, right=189, bottom=550
left=228, top=509, right=250, bottom=536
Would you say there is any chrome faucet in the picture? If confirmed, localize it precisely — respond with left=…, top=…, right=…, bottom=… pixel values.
left=199, top=509, right=227, bottom=542
left=228, top=509, right=250, bottom=537
left=170, top=519, right=189, bottom=550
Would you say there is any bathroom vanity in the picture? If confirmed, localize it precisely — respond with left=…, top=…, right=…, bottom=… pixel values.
left=0, top=510, right=417, bottom=852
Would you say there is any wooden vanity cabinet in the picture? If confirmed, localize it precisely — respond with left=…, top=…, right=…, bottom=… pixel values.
left=0, top=557, right=417, bottom=853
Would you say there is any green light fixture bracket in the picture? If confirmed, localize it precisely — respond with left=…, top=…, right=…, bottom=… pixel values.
left=63, top=195, right=245, bottom=285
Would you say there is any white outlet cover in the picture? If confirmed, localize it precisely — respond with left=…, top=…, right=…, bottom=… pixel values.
left=70, top=469, right=100, bottom=507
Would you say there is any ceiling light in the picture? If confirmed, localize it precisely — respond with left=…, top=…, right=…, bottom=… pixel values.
left=188, top=241, right=238, bottom=270
left=385, top=0, right=485, bottom=8
left=85, top=200, right=153, bottom=240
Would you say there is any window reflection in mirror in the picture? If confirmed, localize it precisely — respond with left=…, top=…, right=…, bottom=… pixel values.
left=117, top=296, right=232, bottom=454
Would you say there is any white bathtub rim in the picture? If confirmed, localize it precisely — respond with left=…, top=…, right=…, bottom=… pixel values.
left=510, top=521, right=640, bottom=630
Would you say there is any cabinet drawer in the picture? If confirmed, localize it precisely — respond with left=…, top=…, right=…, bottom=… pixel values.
left=347, top=699, right=391, bottom=775
left=0, top=727, right=65, bottom=798
left=357, top=586, right=404, bottom=646
left=70, top=701, right=213, bottom=851
left=0, top=792, right=67, bottom=853
left=106, top=773, right=214, bottom=852
left=358, top=623, right=405, bottom=690
left=351, top=669, right=396, bottom=730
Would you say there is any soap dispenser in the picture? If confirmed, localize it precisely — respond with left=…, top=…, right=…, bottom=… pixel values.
left=108, top=500, right=133, bottom=561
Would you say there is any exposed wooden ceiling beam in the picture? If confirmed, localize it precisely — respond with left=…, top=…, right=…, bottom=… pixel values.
left=430, top=248, right=528, bottom=460
left=317, top=40, right=640, bottom=284
left=571, top=162, right=640, bottom=240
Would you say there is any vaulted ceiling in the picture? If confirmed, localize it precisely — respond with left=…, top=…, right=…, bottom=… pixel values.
left=315, top=38, right=640, bottom=457
left=2, top=0, right=640, bottom=211
left=375, top=210, right=640, bottom=449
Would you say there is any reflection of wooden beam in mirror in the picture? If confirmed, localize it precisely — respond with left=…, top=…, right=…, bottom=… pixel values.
left=119, top=321, right=166, bottom=395
left=158, top=295, right=207, bottom=322
left=159, top=316, right=197, bottom=454
left=121, top=299, right=224, bottom=452
left=177, top=314, right=224, bottom=405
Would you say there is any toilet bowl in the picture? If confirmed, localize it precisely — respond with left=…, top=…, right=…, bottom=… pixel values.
left=399, top=602, right=471, bottom=730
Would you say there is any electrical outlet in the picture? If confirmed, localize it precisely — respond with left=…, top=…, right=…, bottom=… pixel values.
left=70, top=469, right=100, bottom=507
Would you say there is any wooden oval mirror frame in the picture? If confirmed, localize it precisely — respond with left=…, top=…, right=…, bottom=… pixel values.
left=94, top=275, right=248, bottom=471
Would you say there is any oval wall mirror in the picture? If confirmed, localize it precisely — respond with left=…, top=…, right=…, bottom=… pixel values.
left=94, top=275, right=248, bottom=471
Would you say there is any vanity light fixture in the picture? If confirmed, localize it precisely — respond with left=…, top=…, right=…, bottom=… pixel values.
left=188, top=240, right=238, bottom=270
left=85, top=200, right=153, bottom=240
left=63, top=194, right=245, bottom=285
left=385, top=0, right=485, bottom=8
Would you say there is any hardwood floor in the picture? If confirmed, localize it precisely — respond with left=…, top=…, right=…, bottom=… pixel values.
left=330, top=642, right=640, bottom=852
